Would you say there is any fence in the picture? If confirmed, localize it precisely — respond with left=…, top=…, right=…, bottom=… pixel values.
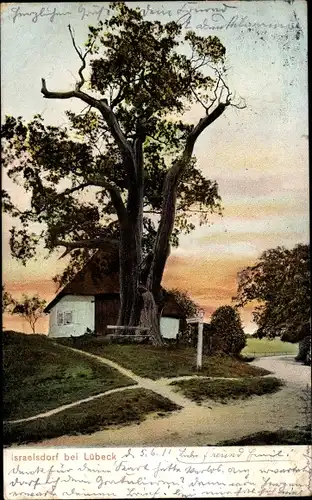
left=245, top=351, right=296, bottom=358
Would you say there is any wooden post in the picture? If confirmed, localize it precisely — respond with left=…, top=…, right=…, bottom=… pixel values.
left=186, top=308, right=205, bottom=371
left=197, top=321, right=203, bottom=370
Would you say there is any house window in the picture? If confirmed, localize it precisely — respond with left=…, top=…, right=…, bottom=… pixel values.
left=57, top=311, right=73, bottom=326
left=57, top=312, right=63, bottom=326
left=64, top=311, right=73, bottom=325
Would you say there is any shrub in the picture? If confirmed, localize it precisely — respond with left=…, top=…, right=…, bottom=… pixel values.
left=206, top=306, right=246, bottom=356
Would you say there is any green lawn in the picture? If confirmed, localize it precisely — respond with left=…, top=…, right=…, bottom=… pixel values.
left=243, top=337, right=298, bottom=356
left=58, top=341, right=271, bottom=379
left=170, top=377, right=283, bottom=404
left=3, top=388, right=181, bottom=446
left=3, top=331, right=135, bottom=420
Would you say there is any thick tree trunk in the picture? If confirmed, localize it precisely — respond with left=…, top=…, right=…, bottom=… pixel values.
left=118, top=226, right=141, bottom=333
left=142, top=161, right=190, bottom=346
left=147, top=175, right=177, bottom=296
left=118, top=151, right=144, bottom=336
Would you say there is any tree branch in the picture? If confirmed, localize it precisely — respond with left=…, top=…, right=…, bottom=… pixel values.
left=59, top=183, right=91, bottom=196
left=56, top=237, right=119, bottom=259
left=188, top=101, right=229, bottom=146
left=111, top=84, right=126, bottom=109
left=41, top=79, right=135, bottom=167
left=143, top=209, right=215, bottom=214
left=190, top=86, right=209, bottom=113
left=68, top=24, right=90, bottom=91
left=57, top=178, right=127, bottom=224
left=85, top=177, right=127, bottom=224
left=146, top=90, right=230, bottom=295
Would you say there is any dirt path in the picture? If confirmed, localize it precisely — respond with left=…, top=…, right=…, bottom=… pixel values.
left=251, top=355, right=311, bottom=388
left=6, top=346, right=240, bottom=424
left=17, top=354, right=310, bottom=448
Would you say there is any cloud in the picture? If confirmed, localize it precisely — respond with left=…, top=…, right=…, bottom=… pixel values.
left=163, top=255, right=259, bottom=332
left=5, top=279, right=56, bottom=297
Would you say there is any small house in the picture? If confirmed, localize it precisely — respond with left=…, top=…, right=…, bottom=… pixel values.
left=44, top=246, right=184, bottom=339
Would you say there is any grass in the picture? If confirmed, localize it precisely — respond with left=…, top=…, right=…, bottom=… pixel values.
left=3, top=388, right=181, bottom=446
left=3, top=331, right=135, bottom=420
left=243, top=337, right=298, bottom=356
left=217, top=426, right=312, bottom=445
left=169, top=376, right=283, bottom=403
left=57, top=340, right=271, bottom=380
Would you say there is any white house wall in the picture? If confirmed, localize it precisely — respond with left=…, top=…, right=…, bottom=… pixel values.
left=160, top=317, right=179, bottom=339
left=48, top=295, right=95, bottom=338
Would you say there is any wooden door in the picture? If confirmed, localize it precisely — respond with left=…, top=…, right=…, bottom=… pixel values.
left=95, top=295, right=120, bottom=336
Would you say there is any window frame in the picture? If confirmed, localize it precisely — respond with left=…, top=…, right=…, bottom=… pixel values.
left=56, top=310, right=73, bottom=326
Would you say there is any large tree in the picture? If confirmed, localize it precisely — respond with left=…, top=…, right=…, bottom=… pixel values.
left=234, top=244, right=310, bottom=343
left=2, top=3, right=243, bottom=345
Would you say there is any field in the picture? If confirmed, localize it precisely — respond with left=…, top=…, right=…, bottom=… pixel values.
left=4, top=388, right=180, bottom=445
left=4, top=330, right=288, bottom=446
left=58, top=340, right=271, bottom=379
left=242, top=337, right=298, bottom=357
left=3, top=331, right=134, bottom=420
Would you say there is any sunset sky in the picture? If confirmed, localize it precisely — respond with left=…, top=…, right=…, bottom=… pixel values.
left=2, top=1, right=308, bottom=334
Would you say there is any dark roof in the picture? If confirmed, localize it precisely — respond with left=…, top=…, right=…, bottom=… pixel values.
left=45, top=248, right=185, bottom=318
left=162, top=292, right=185, bottom=318
left=44, top=246, right=119, bottom=312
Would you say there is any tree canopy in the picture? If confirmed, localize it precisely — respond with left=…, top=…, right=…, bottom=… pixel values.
left=168, top=288, right=199, bottom=318
left=2, top=285, right=13, bottom=313
left=10, top=294, right=47, bottom=334
left=1, top=2, right=243, bottom=343
left=167, top=288, right=200, bottom=342
left=234, top=244, right=310, bottom=343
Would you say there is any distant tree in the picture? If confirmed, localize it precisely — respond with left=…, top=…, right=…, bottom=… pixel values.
left=209, top=305, right=246, bottom=355
left=2, top=285, right=13, bottom=313
left=168, top=288, right=199, bottom=318
left=234, top=244, right=310, bottom=343
left=10, top=294, right=47, bottom=334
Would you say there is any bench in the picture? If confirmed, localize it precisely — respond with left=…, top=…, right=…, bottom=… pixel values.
left=106, top=325, right=152, bottom=344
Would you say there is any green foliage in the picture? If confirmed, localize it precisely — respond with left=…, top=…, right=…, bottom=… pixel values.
left=209, top=305, right=246, bottom=355
left=10, top=294, right=47, bottom=333
left=234, top=244, right=310, bottom=343
left=3, top=388, right=180, bottom=445
left=1, top=2, right=227, bottom=287
left=218, top=427, right=312, bottom=446
left=295, top=336, right=311, bottom=365
left=167, top=288, right=200, bottom=341
left=168, top=288, right=199, bottom=317
left=3, top=330, right=134, bottom=420
left=170, top=376, right=283, bottom=403
left=57, top=341, right=270, bottom=379
left=2, top=285, right=13, bottom=313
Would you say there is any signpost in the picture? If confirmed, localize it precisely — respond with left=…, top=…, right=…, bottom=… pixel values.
left=186, top=308, right=205, bottom=370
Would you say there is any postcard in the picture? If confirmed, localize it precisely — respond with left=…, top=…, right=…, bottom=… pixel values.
left=2, top=1, right=311, bottom=498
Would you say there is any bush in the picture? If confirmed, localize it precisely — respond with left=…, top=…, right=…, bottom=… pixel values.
left=295, top=336, right=311, bottom=365
left=203, top=306, right=246, bottom=356
left=218, top=426, right=311, bottom=445
left=170, top=376, right=283, bottom=403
